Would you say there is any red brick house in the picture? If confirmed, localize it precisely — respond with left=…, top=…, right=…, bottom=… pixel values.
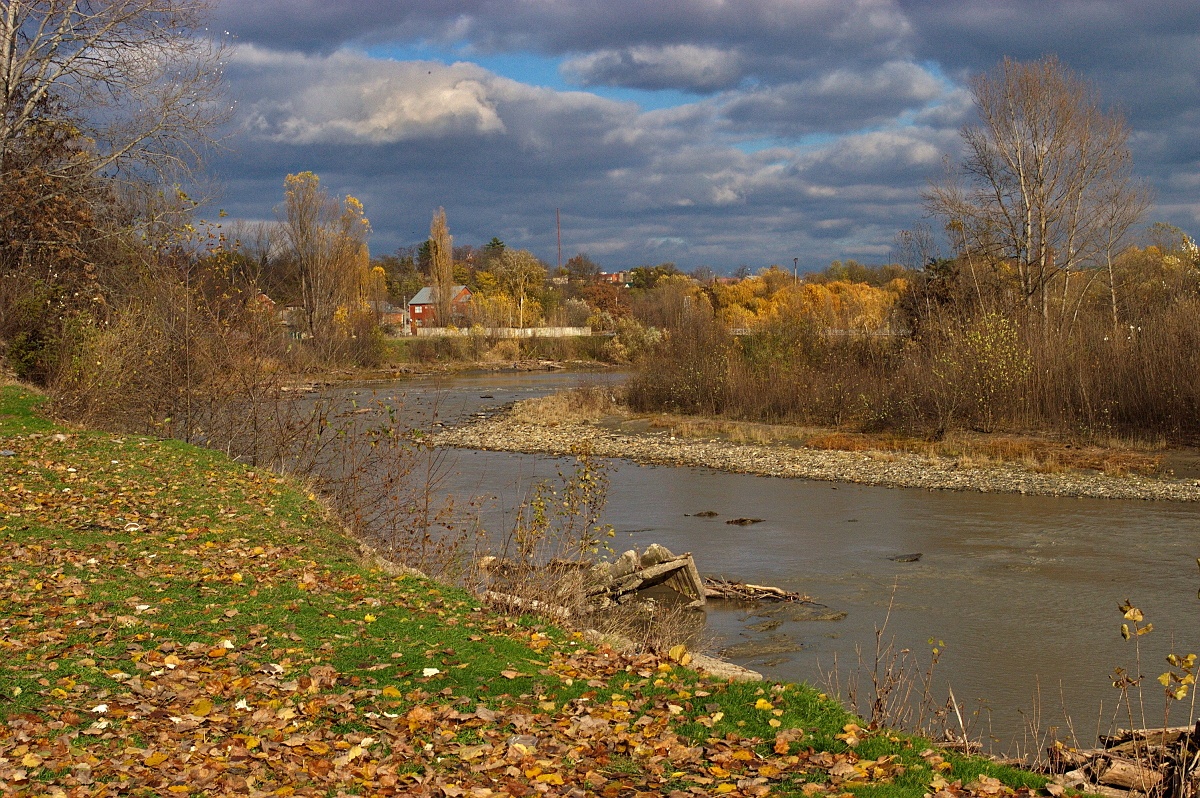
left=407, top=285, right=473, bottom=328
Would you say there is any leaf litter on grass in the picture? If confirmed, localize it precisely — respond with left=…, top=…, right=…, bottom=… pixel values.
left=0, top=386, right=1047, bottom=796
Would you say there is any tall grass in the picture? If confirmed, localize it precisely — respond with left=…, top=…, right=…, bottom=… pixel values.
left=628, top=288, right=1200, bottom=444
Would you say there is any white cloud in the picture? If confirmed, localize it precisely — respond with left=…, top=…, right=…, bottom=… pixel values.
left=233, top=46, right=506, bottom=144
left=802, top=128, right=949, bottom=181
left=722, top=61, right=947, bottom=134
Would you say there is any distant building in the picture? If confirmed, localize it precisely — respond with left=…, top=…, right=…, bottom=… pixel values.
left=407, top=285, right=473, bottom=328
left=252, top=291, right=278, bottom=313
left=599, top=271, right=631, bottom=287
left=369, top=300, right=408, bottom=327
left=279, top=306, right=309, bottom=339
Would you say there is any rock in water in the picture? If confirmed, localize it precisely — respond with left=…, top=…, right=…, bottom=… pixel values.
left=687, top=510, right=719, bottom=517
left=888, top=553, right=923, bottom=563
left=726, top=517, right=766, bottom=526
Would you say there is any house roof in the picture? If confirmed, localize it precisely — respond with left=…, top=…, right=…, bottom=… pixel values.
left=369, top=300, right=405, bottom=314
left=409, top=285, right=470, bottom=305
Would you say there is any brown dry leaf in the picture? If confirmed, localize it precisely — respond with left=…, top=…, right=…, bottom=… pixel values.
left=774, top=727, right=805, bottom=754
left=829, top=761, right=859, bottom=779
left=966, top=776, right=1009, bottom=796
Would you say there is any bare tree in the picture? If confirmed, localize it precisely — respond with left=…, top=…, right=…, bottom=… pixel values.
left=0, top=1, right=227, bottom=212
left=429, top=207, right=453, bottom=326
left=1096, top=168, right=1153, bottom=330
left=494, top=248, right=546, bottom=329
left=892, top=223, right=942, bottom=271
left=279, top=172, right=371, bottom=345
left=226, top=219, right=282, bottom=290
left=924, top=56, right=1147, bottom=326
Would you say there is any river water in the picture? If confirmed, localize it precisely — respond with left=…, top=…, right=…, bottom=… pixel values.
left=340, top=370, right=1200, bottom=754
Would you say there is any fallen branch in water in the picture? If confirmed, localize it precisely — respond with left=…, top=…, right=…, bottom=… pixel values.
left=702, top=577, right=812, bottom=603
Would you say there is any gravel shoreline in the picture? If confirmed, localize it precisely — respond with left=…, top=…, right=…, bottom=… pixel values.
left=434, top=408, right=1200, bottom=502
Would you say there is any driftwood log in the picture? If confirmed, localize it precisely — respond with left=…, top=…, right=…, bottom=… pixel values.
left=482, top=590, right=572, bottom=620
left=1048, top=721, right=1200, bottom=798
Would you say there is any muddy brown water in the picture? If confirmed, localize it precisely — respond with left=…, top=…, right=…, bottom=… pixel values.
left=332, top=371, right=1200, bottom=754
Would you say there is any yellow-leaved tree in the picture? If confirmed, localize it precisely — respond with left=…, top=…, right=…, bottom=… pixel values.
left=788, top=280, right=904, bottom=331
left=712, top=266, right=905, bottom=332
left=280, top=172, right=371, bottom=349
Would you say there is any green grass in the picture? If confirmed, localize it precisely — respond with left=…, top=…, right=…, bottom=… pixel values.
left=0, top=383, right=1047, bottom=796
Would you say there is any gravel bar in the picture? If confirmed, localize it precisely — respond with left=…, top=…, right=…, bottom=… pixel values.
left=433, top=411, right=1200, bottom=502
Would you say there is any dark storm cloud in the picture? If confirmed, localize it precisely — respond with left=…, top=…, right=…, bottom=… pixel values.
left=897, top=1, right=1200, bottom=128
left=207, top=1, right=1200, bottom=270
left=215, top=1, right=911, bottom=67
left=562, top=45, right=744, bottom=93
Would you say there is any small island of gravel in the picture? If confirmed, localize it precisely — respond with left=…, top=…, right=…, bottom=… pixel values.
left=432, top=392, right=1200, bottom=503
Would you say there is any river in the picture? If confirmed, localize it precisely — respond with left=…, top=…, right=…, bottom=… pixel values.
left=335, top=369, right=1200, bottom=755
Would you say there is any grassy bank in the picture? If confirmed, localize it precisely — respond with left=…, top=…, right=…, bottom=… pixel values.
left=0, top=385, right=1044, bottom=796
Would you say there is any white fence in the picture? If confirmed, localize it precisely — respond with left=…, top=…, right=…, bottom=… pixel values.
left=410, top=326, right=592, bottom=339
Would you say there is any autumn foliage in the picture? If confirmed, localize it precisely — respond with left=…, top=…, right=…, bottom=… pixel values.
left=629, top=240, right=1200, bottom=442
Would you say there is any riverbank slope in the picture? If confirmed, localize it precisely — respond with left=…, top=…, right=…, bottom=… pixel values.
left=434, top=394, right=1200, bottom=502
left=0, top=385, right=1042, bottom=796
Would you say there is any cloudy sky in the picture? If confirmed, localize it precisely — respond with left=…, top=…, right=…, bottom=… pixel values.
left=208, top=1, right=1200, bottom=273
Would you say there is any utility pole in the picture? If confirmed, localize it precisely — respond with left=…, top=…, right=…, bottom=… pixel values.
left=556, top=208, right=562, bottom=272
left=793, top=257, right=799, bottom=286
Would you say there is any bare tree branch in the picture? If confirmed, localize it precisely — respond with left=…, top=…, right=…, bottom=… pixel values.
left=0, top=0, right=229, bottom=213
left=924, top=56, right=1147, bottom=327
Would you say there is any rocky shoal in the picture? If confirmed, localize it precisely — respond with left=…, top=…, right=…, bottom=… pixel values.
left=433, top=412, right=1200, bottom=502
